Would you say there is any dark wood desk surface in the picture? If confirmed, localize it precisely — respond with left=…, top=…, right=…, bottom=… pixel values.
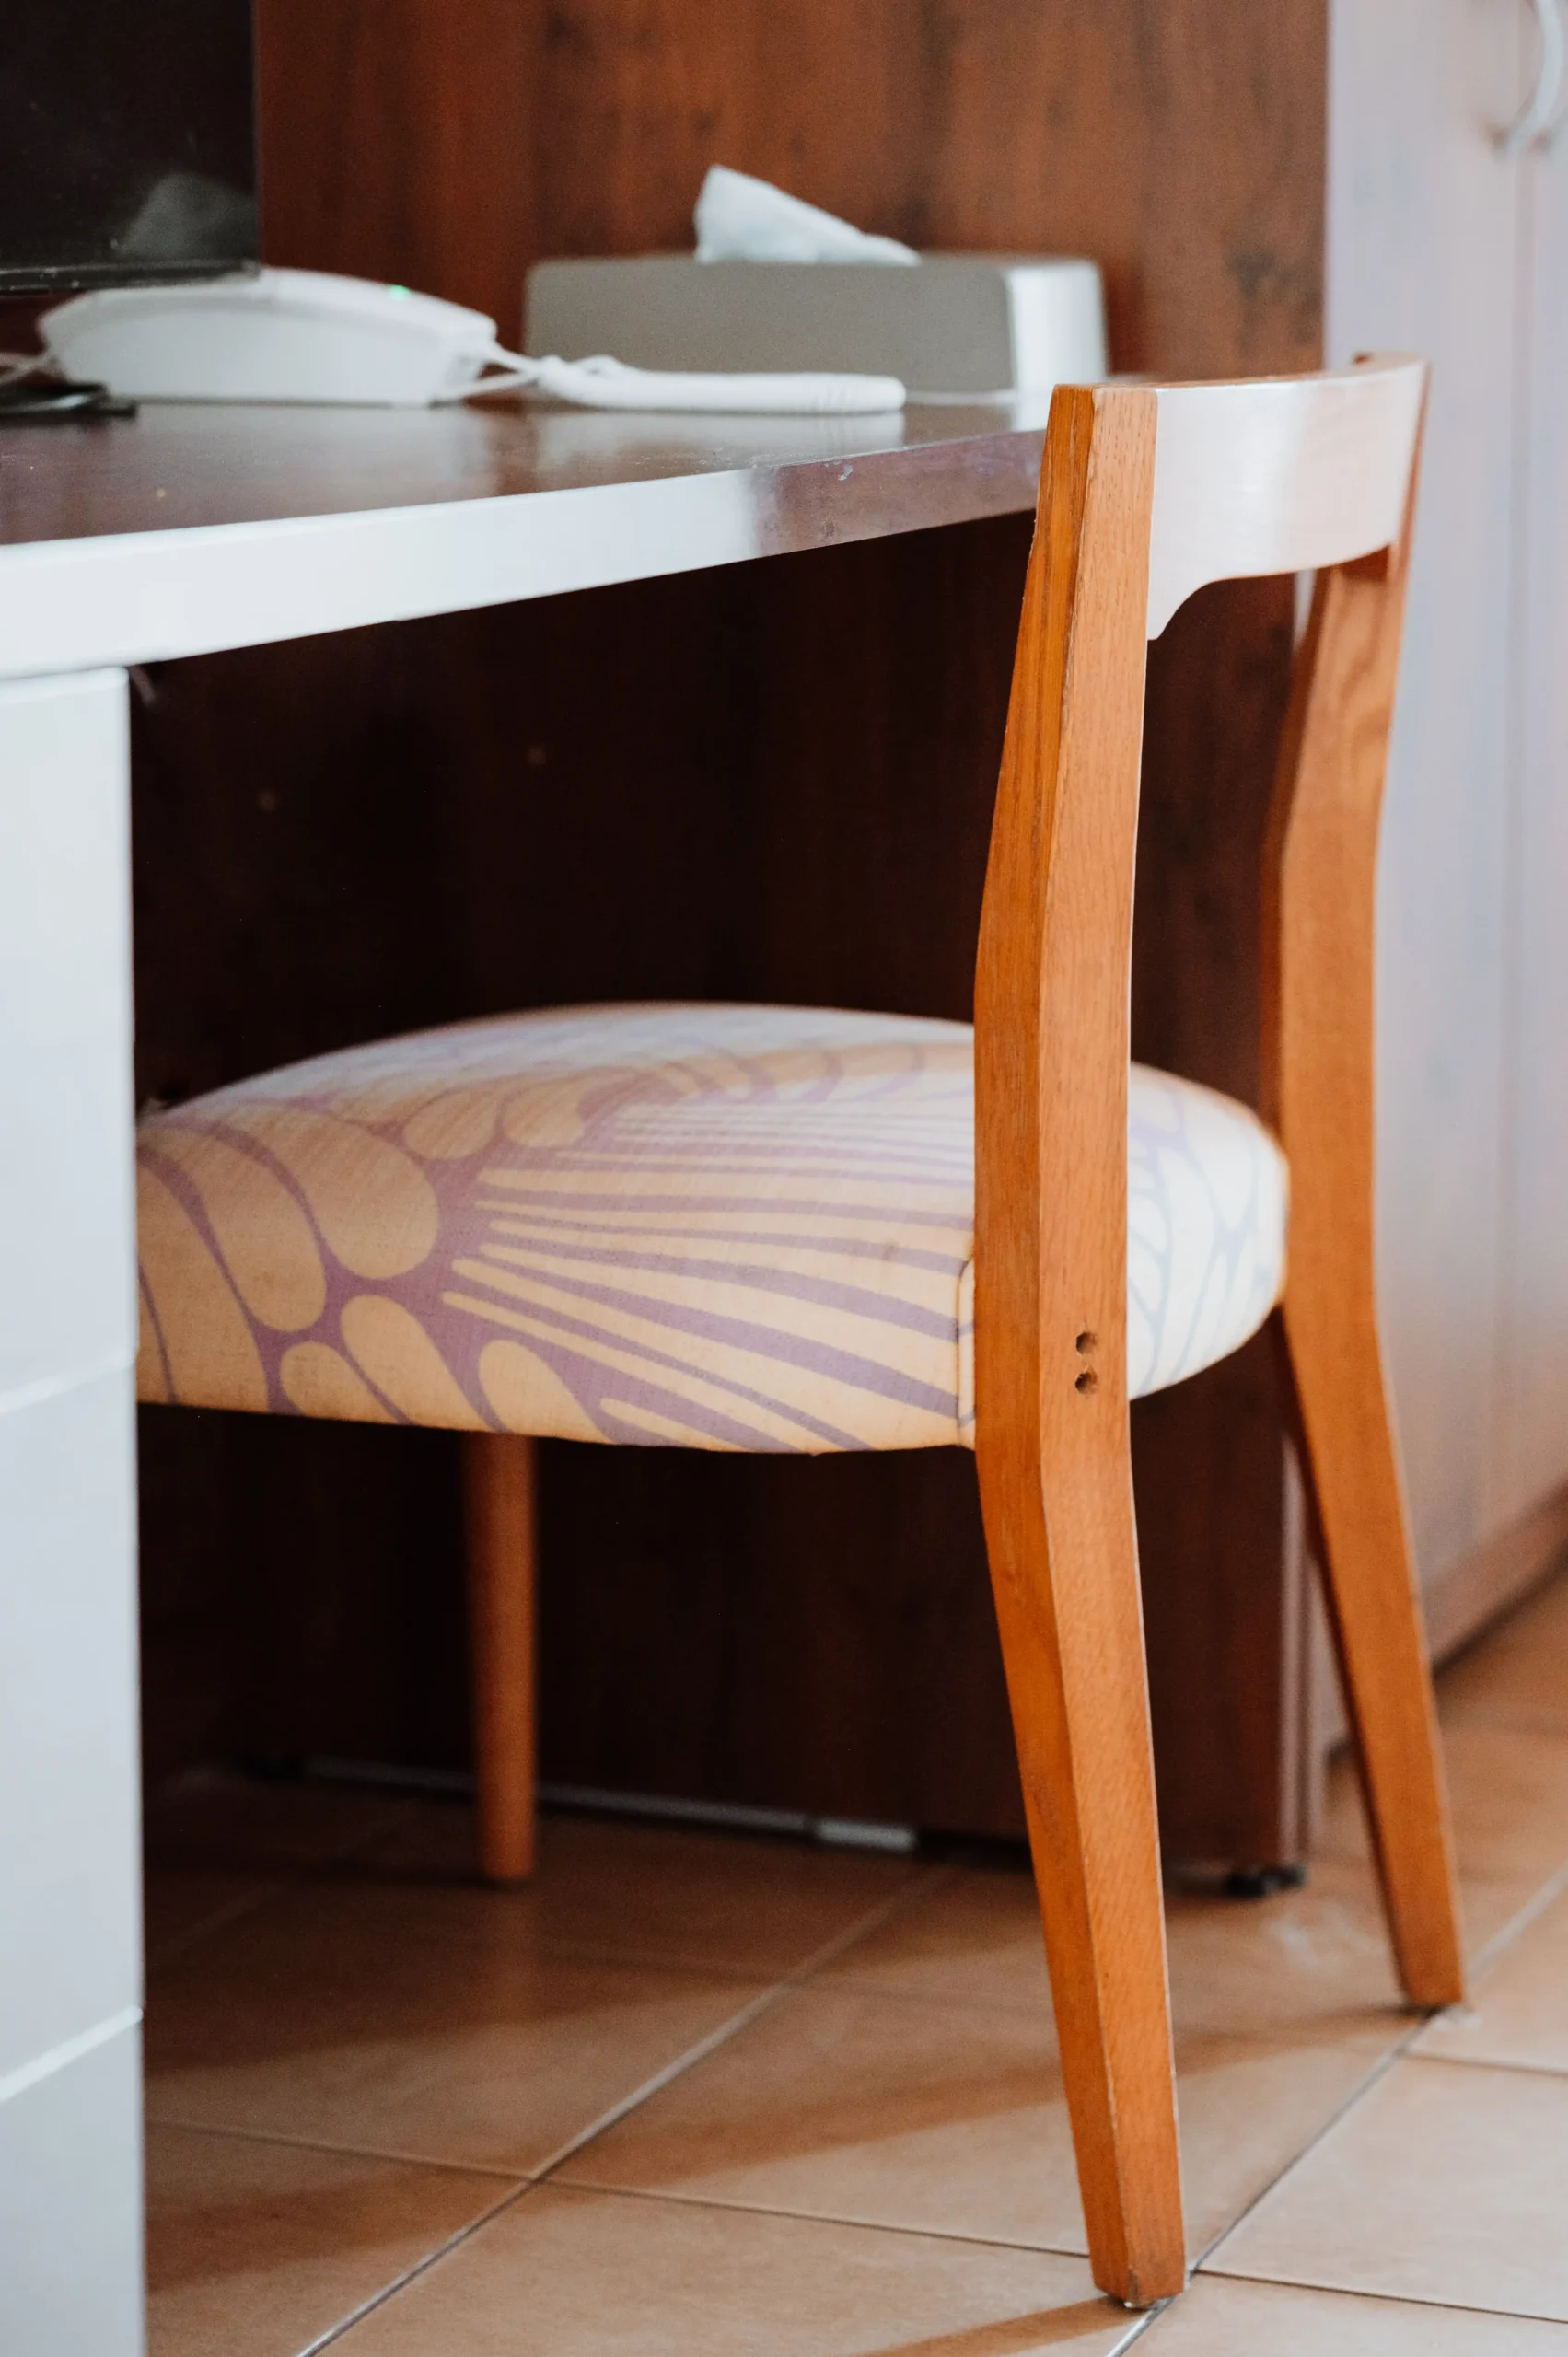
left=0, top=395, right=1051, bottom=549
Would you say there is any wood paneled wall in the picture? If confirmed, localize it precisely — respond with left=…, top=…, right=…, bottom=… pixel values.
left=255, top=0, right=1323, bottom=376
left=139, top=1, right=1328, bottom=1861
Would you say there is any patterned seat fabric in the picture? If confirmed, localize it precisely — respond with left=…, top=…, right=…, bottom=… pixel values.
left=136, top=1003, right=1288, bottom=1452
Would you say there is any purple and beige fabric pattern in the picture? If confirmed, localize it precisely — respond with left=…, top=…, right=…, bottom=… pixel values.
left=136, top=1002, right=1288, bottom=1452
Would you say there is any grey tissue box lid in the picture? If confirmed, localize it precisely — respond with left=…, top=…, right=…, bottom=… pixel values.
left=524, top=254, right=1107, bottom=398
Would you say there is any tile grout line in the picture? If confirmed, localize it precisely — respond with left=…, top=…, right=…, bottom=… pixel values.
left=1112, top=2302, right=1170, bottom=2347
left=277, top=1867, right=957, bottom=2352
left=296, top=2177, right=544, bottom=2357
left=1447, top=1701, right=1568, bottom=1745
left=145, top=2113, right=532, bottom=2183
left=1119, top=2273, right=1568, bottom=2345
left=1468, top=1846, right=1568, bottom=1980
left=1193, top=2264, right=1568, bottom=2329
left=143, top=1876, right=289, bottom=1971
left=1188, top=2004, right=1444, bottom=2283
left=515, top=1934, right=837, bottom=1991
left=526, top=1864, right=957, bottom=2183
left=1401, top=2045, right=1568, bottom=2085
left=538, top=2169, right=1099, bottom=2260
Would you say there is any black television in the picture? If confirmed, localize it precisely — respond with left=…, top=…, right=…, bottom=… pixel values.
left=0, top=0, right=259, bottom=295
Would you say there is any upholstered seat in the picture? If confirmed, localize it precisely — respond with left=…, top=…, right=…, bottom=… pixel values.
left=136, top=1001, right=1287, bottom=1449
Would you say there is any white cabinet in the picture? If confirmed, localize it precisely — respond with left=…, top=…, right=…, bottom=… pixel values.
left=1330, top=0, right=1568, bottom=1601
left=0, top=672, right=143, bottom=2355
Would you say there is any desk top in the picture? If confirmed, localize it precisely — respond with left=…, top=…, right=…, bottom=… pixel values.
left=0, top=397, right=1049, bottom=679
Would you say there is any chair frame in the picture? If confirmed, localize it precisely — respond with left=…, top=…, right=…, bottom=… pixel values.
left=463, top=358, right=1465, bottom=2309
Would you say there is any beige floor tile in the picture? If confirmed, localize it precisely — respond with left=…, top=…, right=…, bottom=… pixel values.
left=144, top=1864, right=283, bottom=1968
left=1164, top=1860, right=1411, bottom=2049
left=1451, top=1873, right=1557, bottom=1961
left=145, top=1875, right=771, bottom=2171
left=1319, top=1723, right=1568, bottom=1897
left=1417, top=1883, right=1568, bottom=2073
left=826, top=1854, right=1413, bottom=2052
left=145, top=2122, right=512, bottom=2357
left=332, top=2181, right=1143, bottom=2356
left=144, top=1768, right=400, bottom=1873
left=1143, top=2273, right=1568, bottom=2352
left=819, top=1864, right=1051, bottom=2018
left=354, top=1798, right=926, bottom=1977
left=1439, top=1567, right=1568, bottom=1739
left=561, top=1975, right=1377, bottom=2258
left=1208, top=2053, right=1568, bottom=2320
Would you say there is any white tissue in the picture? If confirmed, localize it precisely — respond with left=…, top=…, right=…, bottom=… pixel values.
left=693, top=166, right=919, bottom=267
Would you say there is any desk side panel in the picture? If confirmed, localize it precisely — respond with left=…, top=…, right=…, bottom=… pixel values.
left=0, top=2026, right=145, bottom=2357
left=0, top=669, right=144, bottom=2354
left=0, top=671, right=138, bottom=1402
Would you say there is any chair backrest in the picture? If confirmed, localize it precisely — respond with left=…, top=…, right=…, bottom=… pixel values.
left=972, top=354, right=1425, bottom=1466
left=1146, top=357, right=1425, bottom=635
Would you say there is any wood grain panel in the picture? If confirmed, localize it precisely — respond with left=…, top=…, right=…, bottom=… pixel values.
left=256, top=0, right=1324, bottom=371
left=256, top=0, right=538, bottom=337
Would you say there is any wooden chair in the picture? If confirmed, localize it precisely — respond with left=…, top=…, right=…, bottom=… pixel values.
left=135, top=356, right=1463, bottom=2308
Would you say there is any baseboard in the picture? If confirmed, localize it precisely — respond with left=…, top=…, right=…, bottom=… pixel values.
left=1311, top=1477, right=1568, bottom=1766
left=1423, top=1479, right=1568, bottom=1665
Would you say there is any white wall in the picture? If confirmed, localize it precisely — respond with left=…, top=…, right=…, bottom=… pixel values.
left=1327, top=0, right=1559, bottom=1584
left=1493, top=129, right=1568, bottom=1526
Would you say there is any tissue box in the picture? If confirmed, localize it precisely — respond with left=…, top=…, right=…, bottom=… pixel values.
left=524, top=255, right=1106, bottom=401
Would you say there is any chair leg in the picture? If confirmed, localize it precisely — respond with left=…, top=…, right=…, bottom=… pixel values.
left=1276, top=1303, right=1465, bottom=2007
left=976, top=1422, right=1186, bottom=2308
left=462, top=1431, right=538, bottom=1884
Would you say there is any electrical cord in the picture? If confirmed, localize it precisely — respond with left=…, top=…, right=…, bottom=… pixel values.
left=453, top=343, right=907, bottom=415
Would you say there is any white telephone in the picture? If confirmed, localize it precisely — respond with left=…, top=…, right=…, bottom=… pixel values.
left=43, top=270, right=502, bottom=406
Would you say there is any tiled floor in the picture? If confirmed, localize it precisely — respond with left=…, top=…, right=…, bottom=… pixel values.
left=144, top=1560, right=1568, bottom=2353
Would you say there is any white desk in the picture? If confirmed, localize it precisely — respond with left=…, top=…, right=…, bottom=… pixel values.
left=0, top=394, right=1048, bottom=2352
